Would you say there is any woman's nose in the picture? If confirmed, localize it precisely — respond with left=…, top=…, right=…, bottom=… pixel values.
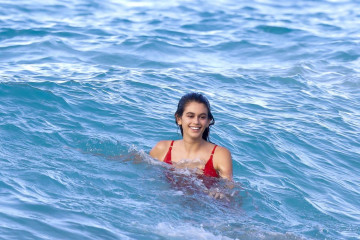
left=194, top=117, right=200, bottom=124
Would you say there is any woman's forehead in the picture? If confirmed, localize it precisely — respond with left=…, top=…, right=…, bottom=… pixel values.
left=184, top=101, right=208, bottom=113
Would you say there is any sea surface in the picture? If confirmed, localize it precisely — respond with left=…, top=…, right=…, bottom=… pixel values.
left=1, top=0, right=359, bottom=239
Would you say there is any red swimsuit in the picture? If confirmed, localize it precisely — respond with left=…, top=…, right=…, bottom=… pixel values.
left=163, top=140, right=220, bottom=178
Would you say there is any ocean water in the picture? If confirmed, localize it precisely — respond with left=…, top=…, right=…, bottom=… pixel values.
left=0, top=0, right=359, bottom=239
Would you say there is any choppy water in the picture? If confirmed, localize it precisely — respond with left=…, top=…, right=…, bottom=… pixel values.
left=1, top=0, right=360, bottom=239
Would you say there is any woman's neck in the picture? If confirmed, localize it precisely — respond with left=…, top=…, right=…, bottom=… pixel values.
left=182, top=137, right=205, bottom=153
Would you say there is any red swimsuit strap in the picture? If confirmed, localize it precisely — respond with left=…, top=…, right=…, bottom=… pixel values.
left=203, top=145, right=219, bottom=177
left=163, top=140, right=174, bottom=164
left=210, top=145, right=217, bottom=155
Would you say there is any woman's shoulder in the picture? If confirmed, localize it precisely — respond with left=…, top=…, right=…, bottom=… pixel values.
left=206, top=141, right=230, bottom=155
left=153, top=140, right=173, bottom=151
left=150, top=140, right=173, bottom=160
left=214, top=144, right=231, bottom=154
left=211, top=144, right=232, bottom=165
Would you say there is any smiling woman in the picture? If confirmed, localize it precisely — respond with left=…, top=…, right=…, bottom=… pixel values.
left=150, top=92, right=233, bottom=181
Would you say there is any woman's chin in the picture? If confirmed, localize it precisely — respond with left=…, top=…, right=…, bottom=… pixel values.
left=187, top=132, right=203, bottom=139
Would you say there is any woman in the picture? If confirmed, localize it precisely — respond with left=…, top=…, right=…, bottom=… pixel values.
left=150, top=92, right=233, bottom=181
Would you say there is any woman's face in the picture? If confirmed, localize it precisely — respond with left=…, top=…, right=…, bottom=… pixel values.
left=177, top=101, right=211, bottom=139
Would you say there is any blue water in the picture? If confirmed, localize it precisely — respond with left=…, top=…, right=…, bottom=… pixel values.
left=1, top=0, right=360, bottom=239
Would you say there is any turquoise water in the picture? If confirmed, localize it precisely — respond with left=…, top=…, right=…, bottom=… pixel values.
left=1, top=0, right=360, bottom=239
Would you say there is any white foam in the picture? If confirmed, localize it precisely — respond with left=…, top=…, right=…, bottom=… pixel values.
left=155, top=222, right=234, bottom=240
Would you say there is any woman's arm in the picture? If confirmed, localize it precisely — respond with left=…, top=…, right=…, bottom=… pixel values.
left=214, top=146, right=233, bottom=181
left=208, top=147, right=234, bottom=200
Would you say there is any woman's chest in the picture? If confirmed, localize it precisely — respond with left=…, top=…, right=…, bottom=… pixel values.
left=171, top=156, right=209, bottom=171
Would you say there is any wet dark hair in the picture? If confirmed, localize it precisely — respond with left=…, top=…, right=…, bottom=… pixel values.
left=175, top=92, right=215, bottom=141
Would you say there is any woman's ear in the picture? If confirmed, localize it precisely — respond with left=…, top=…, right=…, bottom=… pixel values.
left=209, top=118, right=214, bottom=126
left=175, top=114, right=182, bottom=126
left=206, top=118, right=211, bottom=127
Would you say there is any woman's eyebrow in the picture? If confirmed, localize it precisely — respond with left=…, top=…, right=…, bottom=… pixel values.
left=185, top=112, right=207, bottom=116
